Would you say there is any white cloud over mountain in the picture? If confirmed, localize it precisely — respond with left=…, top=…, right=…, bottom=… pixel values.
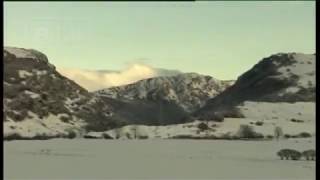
left=57, top=63, right=181, bottom=91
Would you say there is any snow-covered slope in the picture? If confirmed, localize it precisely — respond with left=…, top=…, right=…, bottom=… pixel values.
left=96, top=73, right=234, bottom=113
left=194, top=52, right=315, bottom=120
left=86, top=102, right=315, bottom=139
left=4, top=49, right=315, bottom=140
left=3, top=47, right=117, bottom=139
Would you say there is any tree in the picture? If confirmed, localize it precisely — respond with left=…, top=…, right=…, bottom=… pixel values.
left=198, top=122, right=209, bottom=131
left=274, top=126, right=283, bottom=141
left=238, top=125, right=257, bottom=138
left=131, top=126, right=137, bottom=139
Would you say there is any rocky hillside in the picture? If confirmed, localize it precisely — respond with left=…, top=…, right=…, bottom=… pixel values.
left=3, top=47, right=118, bottom=139
left=193, top=52, right=315, bottom=120
left=4, top=48, right=315, bottom=140
left=96, top=73, right=234, bottom=113
left=3, top=47, right=218, bottom=139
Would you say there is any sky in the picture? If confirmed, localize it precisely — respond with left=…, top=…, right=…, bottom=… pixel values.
left=4, top=1, right=315, bottom=83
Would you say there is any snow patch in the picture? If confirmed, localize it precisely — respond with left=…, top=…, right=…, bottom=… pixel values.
left=33, top=70, right=47, bottom=76
left=3, top=112, right=86, bottom=138
left=18, top=70, right=33, bottom=79
left=4, top=47, right=36, bottom=59
left=277, top=53, right=315, bottom=89
left=24, top=90, right=40, bottom=99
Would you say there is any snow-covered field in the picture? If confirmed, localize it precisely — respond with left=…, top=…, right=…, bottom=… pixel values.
left=4, top=138, right=315, bottom=180
left=83, top=101, right=315, bottom=140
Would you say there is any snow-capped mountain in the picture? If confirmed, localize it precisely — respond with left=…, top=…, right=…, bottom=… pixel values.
left=86, top=53, right=316, bottom=140
left=194, top=52, right=315, bottom=120
left=3, top=47, right=117, bottom=139
left=96, top=73, right=234, bottom=113
left=3, top=48, right=315, bottom=140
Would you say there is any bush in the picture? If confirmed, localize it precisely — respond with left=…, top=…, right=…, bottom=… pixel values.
left=4, top=133, right=24, bottom=141
left=84, top=134, right=101, bottom=139
left=198, top=122, right=209, bottom=131
left=298, top=132, right=312, bottom=138
left=266, top=135, right=274, bottom=139
left=60, top=116, right=71, bottom=123
left=219, top=133, right=239, bottom=140
left=65, top=131, right=77, bottom=139
left=237, top=125, right=263, bottom=139
left=255, top=121, right=264, bottom=126
left=170, top=135, right=217, bottom=140
left=137, top=135, right=148, bottom=139
left=171, top=135, right=197, bottom=139
left=284, top=134, right=291, bottom=139
left=290, top=118, right=304, bottom=123
left=32, top=133, right=54, bottom=140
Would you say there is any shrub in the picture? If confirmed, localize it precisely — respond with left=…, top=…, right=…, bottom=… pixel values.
left=60, top=115, right=70, bottom=123
left=198, top=122, right=209, bottom=131
left=284, top=134, right=291, bottom=139
left=255, top=121, right=264, bottom=126
left=291, top=135, right=299, bottom=138
left=65, top=131, right=77, bottom=139
left=35, top=133, right=49, bottom=140
left=266, top=135, right=274, bottom=139
left=8, top=110, right=28, bottom=122
left=4, top=133, right=23, bottom=141
left=171, top=135, right=197, bottom=139
left=218, top=133, right=242, bottom=140
left=237, top=125, right=263, bottom=139
left=84, top=134, right=101, bottom=139
left=290, top=118, right=304, bottom=123
left=137, top=135, right=148, bottom=139
left=170, top=135, right=217, bottom=140
left=277, top=149, right=302, bottom=160
left=298, top=132, right=312, bottom=138
left=32, top=133, right=54, bottom=140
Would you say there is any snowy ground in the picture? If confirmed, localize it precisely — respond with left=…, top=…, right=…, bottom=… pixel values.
left=4, top=138, right=315, bottom=180
left=87, top=101, right=314, bottom=140
left=4, top=112, right=85, bottom=138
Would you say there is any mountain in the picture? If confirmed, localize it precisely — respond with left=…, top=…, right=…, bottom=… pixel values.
left=86, top=52, right=315, bottom=140
left=4, top=48, right=314, bottom=140
left=96, top=73, right=234, bottom=113
left=3, top=47, right=119, bottom=139
left=4, top=47, right=229, bottom=139
left=193, top=52, right=315, bottom=120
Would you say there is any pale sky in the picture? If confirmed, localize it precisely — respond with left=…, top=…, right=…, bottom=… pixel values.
left=4, top=1, right=315, bottom=80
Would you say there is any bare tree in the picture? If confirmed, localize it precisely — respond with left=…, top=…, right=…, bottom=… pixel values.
left=274, top=126, right=283, bottom=141
left=131, top=126, right=137, bottom=139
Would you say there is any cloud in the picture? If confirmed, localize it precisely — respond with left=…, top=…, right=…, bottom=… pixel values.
left=56, top=63, right=181, bottom=91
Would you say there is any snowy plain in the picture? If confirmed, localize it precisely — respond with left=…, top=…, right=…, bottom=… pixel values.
left=4, top=138, right=315, bottom=180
